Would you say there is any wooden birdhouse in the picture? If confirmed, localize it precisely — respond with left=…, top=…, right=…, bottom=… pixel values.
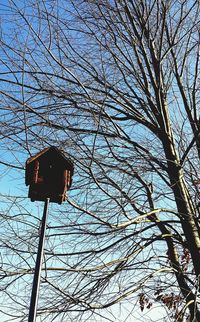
left=25, top=146, right=74, bottom=204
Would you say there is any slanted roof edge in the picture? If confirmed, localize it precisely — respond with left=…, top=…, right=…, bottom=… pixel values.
left=26, top=147, right=74, bottom=169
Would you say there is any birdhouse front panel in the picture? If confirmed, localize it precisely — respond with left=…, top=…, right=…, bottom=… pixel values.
left=25, top=147, right=74, bottom=204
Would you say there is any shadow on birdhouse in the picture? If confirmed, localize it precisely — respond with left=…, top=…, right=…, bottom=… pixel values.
left=25, top=147, right=74, bottom=204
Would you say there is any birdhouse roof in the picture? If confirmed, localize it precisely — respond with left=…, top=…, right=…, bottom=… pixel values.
left=26, top=146, right=74, bottom=171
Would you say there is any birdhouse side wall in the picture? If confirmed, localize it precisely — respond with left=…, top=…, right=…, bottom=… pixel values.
left=25, top=160, right=39, bottom=185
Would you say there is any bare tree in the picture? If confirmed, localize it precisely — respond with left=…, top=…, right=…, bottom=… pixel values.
left=0, top=0, right=200, bottom=321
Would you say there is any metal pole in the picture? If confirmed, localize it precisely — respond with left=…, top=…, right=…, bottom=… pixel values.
left=28, top=198, right=50, bottom=322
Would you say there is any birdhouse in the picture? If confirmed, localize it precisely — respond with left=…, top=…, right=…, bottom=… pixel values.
left=25, top=146, right=74, bottom=204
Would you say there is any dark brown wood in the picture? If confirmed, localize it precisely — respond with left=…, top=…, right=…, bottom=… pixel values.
left=33, top=160, right=39, bottom=184
left=25, top=147, right=74, bottom=204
